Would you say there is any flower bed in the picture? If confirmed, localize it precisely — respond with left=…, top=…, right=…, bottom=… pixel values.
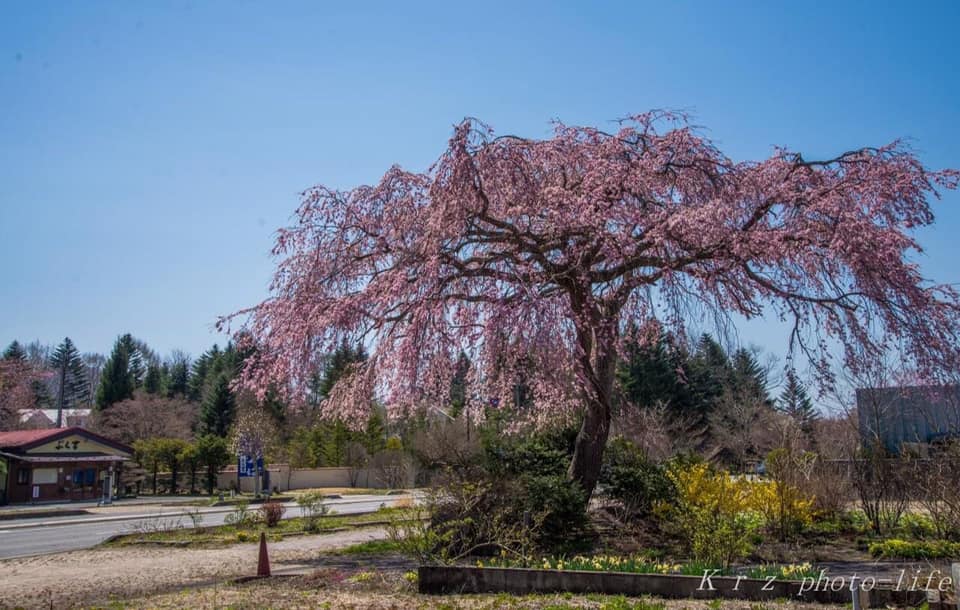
left=419, top=565, right=926, bottom=607
left=869, top=538, right=960, bottom=559
left=476, top=554, right=819, bottom=581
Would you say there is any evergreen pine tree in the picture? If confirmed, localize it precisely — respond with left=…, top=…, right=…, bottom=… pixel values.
left=318, top=340, right=367, bottom=400
left=262, top=385, right=287, bottom=432
left=617, top=328, right=683, bottom=410
left=199, top=372, right=235, bottom=437
left=448, top=351, right=471, bottom=417
left=729, top=348, right=772, bottom=407
left=49, top=337, right=91, bottom=425
left=3, top=341, right=26, bottom=361
left=363, top=406, right=387, bottom=454
left=143, top=363, right=162, bottom=394
left=778, top=369, right=819, bottom=436
left=188, top=345, right=220, bottom=402
left=686, top=334, right=729, bottom=412
left=96, top=333, right=140, bottom=410
left=165, top=358, right=190, bottom=398
left=128, top=347, right=145, bottom=389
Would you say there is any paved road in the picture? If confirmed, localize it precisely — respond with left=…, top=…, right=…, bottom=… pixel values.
left=0, top=494, right=402, bottom=560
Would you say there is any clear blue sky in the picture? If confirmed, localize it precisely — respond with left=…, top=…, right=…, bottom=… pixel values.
left=2, top=1, right=958, bottom=365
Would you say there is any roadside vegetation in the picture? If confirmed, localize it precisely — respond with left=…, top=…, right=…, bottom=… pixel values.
left=107, top=504, right=405, bottom=548
left=377, top=408, right=960, bottom=577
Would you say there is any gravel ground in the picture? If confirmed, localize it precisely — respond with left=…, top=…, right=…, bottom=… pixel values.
left=107, top=574, right=854, bottom=610
left=0, top=527, right=389, bottom=609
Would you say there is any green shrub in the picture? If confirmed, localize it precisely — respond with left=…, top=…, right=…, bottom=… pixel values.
left=869, top=538, right=960, bottom=559
left=482, top=426, right=576, bottom=479
left=600, top=438, right=673, bottom=516
left=899, top=512, right=937, bottom=539
left=522, top=474, right=591, bottom=553
left=224, top=499, right=253, bottom=526
left=297, top=492, right=329, bottom=532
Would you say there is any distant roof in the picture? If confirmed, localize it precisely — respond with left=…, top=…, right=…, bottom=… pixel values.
left=0, top=426, right=132, bottom=455
left=18, top=409, right=90, bottom=425
left=0, top=427, right=70, bottom=448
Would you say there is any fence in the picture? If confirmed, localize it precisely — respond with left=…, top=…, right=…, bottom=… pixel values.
left=216, top=463, right=417, bottom=493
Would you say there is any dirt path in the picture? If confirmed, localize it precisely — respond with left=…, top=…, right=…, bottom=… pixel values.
left=0, top=527, right=389, bottom=609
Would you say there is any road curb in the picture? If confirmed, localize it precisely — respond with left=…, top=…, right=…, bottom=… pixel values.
left=0, top=495, right=409, bottom=531
left=0, top=509, right=92, bottom=521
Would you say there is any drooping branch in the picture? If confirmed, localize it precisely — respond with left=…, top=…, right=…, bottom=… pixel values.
left=221, top=112, right=959, bottom=446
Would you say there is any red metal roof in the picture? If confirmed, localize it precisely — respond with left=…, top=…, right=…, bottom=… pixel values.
left=0, top=427, right=74, bottom=448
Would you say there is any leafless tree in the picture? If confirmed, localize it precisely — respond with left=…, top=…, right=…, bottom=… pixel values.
left=345, top=442, right=370, bottom=487
left=708, top=392, right=780, bottom=470
left=91, top=391, right=197, bottom=444
left=372, top=447, right=412, bottom=489
left=410, top=418, right=481, bottom=474
left=913, top=442, right=960, bottom=540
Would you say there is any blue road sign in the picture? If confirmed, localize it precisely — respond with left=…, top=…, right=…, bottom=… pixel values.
left=238, top=455, right=255, bottom=477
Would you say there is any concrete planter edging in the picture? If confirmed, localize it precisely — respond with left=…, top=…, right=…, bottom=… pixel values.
left=417, top=566, right=927, bottom=607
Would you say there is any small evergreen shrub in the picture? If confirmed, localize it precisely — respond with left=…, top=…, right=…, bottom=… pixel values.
left=600, top=438, right=674, bottom=516
left=522, top=474, right=591, bottom=553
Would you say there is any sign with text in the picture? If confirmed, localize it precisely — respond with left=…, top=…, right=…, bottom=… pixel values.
left=238, top=455, right=255, bottom=478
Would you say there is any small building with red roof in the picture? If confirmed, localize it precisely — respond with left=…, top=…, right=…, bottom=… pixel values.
left=0, top=427, right=132, bottom=504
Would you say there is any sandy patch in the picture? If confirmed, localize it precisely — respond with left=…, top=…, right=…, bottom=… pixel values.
left=0, top=527, right=388, bottom=609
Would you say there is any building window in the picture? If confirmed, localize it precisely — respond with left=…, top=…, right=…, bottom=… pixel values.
left=17, top=469, right=29, bottom=485
left=33, top=468, right=57, bottom=485
left=72, top=469, right=83, bottom=485
left=84, top=468, right=96, bottom=485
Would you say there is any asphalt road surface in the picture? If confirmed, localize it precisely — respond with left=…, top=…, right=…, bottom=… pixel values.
left=0, top=494, right=403, bottom=560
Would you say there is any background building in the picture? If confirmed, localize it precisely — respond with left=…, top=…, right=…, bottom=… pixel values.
left=857, top=385, right=960, bottom=454
left=0, top=427, right=131, bottom=504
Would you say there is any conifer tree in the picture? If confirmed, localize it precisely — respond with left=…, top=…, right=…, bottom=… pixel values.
left=96, top=334, right=141, bottom=410
left=778, top=368, right=819, bottom=436
left=317, top=340, right=368, bottom=401
left=49, top=337, right=91, bottom=425
left=188, top=345, right=220, bottom=402
left=617, top=328, right=684, bottom=410
left=143, top=363, right=162, bottom=394
left=729, top=348, right=772, bottom=407
left=199, top=372, right=235, bottom=437
left=165, top=357, right=190, bottom=399
left=13, top=340, right=52, bottom=409
left=3, top=341, right=26, bottom=362
left=448, top=351, right=471, bottom=417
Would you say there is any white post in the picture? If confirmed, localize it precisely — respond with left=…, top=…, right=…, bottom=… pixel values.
left=952, top=563, right=959, bottom=610
left=851, top=576, right=870, bottom=610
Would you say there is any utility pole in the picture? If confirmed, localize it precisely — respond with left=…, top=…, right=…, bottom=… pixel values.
left=56, top=358, right=67, bottom=428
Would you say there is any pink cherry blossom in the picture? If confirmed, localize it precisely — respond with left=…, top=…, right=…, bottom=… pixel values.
left=221, top=112, right=960, bottom=497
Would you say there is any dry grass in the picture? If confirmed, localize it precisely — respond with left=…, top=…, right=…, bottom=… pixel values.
left=95, top=572, right=853, bottom=610
left=287, top=487, right=395, bottom=496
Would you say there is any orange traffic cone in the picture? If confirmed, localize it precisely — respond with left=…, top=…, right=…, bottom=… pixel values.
left=257, top=532, right=271, bottom=577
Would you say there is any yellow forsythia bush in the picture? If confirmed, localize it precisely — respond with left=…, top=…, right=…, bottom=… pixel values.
left=658, top=459, right=815, bottom=567
left=751, top=448, right=816, bottom=541
left=747, top=478, right=815, bottom=540
left=657, top=461, right=758, bottom=568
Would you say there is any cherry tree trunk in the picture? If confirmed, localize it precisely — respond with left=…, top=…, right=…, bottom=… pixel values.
left=567, top=328, right=617, bottom=501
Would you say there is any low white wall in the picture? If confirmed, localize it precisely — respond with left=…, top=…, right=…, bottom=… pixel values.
left=216, top=464, right=416, bottom=492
